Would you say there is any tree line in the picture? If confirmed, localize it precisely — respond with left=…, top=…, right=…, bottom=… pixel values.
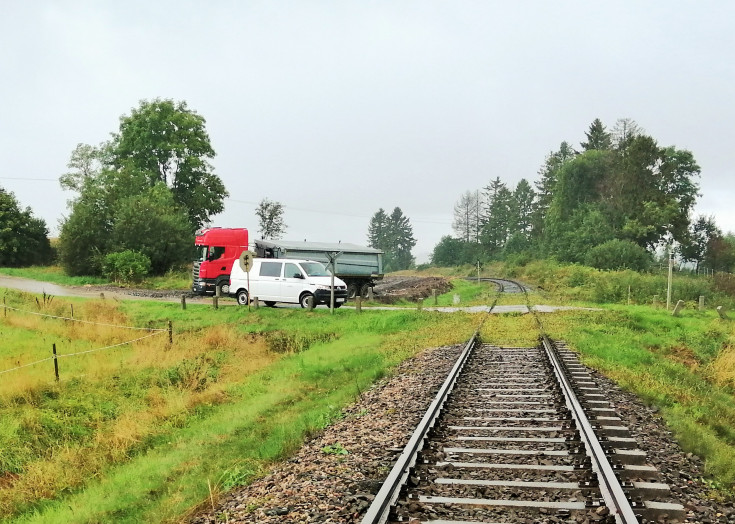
left=2, top=110, right=730, bottom=277
left=433, top=118, right=735, bottom=272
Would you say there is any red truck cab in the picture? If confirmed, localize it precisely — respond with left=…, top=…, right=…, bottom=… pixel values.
left=192, top=228, right=248, bottom=295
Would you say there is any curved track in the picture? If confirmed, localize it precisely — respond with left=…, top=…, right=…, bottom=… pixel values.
left=464, top=277, right=529, bottom=294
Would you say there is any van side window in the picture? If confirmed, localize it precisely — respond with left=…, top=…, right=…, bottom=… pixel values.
left=259, top=261, right=282, bottom=277
left=285, top=263, right=302, bottom=279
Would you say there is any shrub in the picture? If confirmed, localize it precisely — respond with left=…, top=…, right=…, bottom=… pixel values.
left=584, top=239, right=652, bottom=271
left=102, top=250, right=151, bottom=284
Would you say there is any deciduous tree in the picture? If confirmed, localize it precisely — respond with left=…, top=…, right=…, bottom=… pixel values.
left=58, top=99, right=228, bottom=276
left=452, top=191, right=481, bottom=243
left=0, top=188, right=52, bottom=267
left=255, top=198, right=287, bottom=240
left=111, top=98, right=227, bottom=230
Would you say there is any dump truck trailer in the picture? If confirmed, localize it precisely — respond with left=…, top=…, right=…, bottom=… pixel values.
left=254, top=239, right=383, bottom=298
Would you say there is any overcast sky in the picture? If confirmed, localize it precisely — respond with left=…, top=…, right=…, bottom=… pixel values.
left=1, top=1, right=733, bottom=262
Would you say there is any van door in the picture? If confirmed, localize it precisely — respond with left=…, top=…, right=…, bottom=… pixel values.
left=254, top=261, right=283, bottom=301
left=281, top=262, right=306, bottom=303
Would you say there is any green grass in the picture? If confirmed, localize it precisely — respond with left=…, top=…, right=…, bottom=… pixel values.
left=0, top=266, right=191, bottom=290
left=0, top=266, right=107, bottom=286
left=9, top=332, right=390, bottom=523
left=543, top=305, right=735, bottom=489
left=0, top=288, right=479, bottom=523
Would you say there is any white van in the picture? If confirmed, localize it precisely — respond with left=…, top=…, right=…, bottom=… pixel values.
left=229, top=258, right=349, bottom=308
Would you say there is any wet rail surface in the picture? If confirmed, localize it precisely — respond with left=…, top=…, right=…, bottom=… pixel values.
left=362, top=337, right=685, bottom=524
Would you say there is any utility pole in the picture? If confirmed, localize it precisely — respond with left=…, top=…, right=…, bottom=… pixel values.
left=667, top=251, right=674, bottom=310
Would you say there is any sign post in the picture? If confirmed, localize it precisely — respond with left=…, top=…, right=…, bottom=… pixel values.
left=239, top=251, right=255, bottom=312
left=325, top=251, right=343, bottom=314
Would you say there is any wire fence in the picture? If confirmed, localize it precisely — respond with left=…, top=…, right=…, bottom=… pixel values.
left=0, top=304, right=170, bottom=379
left=1, top=305, right=168, bottom=331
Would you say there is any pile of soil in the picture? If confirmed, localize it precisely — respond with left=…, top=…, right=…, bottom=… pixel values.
left=372, top=276, right=451, bottom=304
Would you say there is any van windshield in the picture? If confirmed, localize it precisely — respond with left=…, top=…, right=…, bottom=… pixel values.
left=300, top=262, right=330, bottom=277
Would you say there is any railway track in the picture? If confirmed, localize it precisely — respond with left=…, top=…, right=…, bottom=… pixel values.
left=464, top=277, right=529, bottom=294
left=362, top=286, right=685, bottom=524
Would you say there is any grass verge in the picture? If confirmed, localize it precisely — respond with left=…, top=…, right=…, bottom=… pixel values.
left=542, top=305, right=735, bottom=491
left=0, top=288, right=479, bottom=523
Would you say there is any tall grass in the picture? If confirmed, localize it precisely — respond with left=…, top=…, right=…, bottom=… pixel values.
left=0, top=288, right=480, bottom=523
left=499, top=259, right=730, bottom=308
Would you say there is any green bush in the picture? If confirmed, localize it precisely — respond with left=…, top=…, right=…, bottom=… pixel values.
left=584, top=239, right=653, bottom=271
left=102, top=250, right=151, bottom=283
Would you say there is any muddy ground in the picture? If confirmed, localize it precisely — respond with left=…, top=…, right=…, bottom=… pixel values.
left=370, top=275, right=452, bottom=303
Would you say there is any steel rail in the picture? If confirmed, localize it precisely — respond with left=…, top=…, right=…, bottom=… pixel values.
left=360, top=332, right=480, bottom=524
left=541, top=335, right=640, bottom=523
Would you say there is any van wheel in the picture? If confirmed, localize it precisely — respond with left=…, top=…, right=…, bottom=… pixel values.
left=236, top=290, right=249, bottom=306
left=264, top=301, right=277, bottom=307
left=333, top=302, right=343, bottom=309
left=299, top=293, right=314, bottom=308
left=347, top=283, right=358, bottom=299
left=360, top=284, right=371, bottom=298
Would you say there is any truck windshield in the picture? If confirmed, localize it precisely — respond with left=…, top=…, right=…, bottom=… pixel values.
left=196, top=246, right=208, bottom=262
left=300, top=262, right=331, bottom=277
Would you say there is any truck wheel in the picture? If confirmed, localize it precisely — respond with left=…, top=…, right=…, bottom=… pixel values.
left=236, top=290, right=249, bottom=306
left=217, top=281, right=230, bottom=296
left=360, top=283, right=371, bottom=298
left=299, top=293, right=314, bottom=308
left=347, top=283, right=358, bottom=299
left=333, top=302, right=343, bottom=309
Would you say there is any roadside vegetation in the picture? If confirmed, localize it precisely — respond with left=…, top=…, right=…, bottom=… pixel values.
left=3, top=258, right=735, bottom=521
left=0, top=288, right=478, bottom=523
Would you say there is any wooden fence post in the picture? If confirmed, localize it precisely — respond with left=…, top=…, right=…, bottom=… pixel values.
left=432, top=289, right=437, bottom=305
left=52, top=343, right=59, bottom=382
left=213, top=296, right=219, bottom=309
left=699, top=296, right=705, bottom=311
left=168, top=321, right=173, bottom=345
left=181, top=295, right=187, bottom=310
left=356, top=296, right=362, bottom=313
